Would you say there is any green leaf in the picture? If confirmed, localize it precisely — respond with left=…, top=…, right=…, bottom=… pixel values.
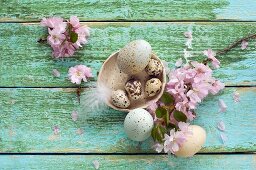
left=163, top=111, right=170, bottom=126
left=167, top=123, right=176, bottom=129
left=151, top=125, right=158, bottom=141
left=155, top=107, right=167, bottom=118
left=160, top=92, right=174, bottom=105
left=70, top=31, right=78, bottom=43
left=173, top=110, right=187, bottom=122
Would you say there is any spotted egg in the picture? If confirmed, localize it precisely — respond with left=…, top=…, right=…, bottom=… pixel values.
left=145, top=78, right=162, bottom=97
left=124, top=108, right=154, bottom=141
left=145, top=58, right=163, bottom=76
left=117, top=40, right=152, bottom=75
left=111, top=90, right=130, bottom=108
left=125, top=79, right=142, bottom=100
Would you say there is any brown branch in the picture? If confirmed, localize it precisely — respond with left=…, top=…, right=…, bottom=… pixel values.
left=216, top=33, right=256, bottom=56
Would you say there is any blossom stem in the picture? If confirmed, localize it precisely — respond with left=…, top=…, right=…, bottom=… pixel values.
left=216, top=33, right=256, bottom=56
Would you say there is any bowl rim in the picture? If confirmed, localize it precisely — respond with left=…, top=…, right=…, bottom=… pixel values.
left=97, top=51, right=166, bottom=112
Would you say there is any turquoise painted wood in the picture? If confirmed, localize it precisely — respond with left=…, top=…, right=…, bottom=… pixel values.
left=0, top=154, right=255, bottom=170
left=0, top=0, right=255, bottom=21
left=0, top=22, right=256, bottom=87
left=0, top=87, right=255, bottom=153
left=0, top=0, right=256, bottom=169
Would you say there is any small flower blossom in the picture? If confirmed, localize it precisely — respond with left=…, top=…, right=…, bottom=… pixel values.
left=68, top=65, right=93, bottom=84
left=203, top=49, right=220, bottom=69
left=153, top=143, right=164, bottom=153
left=241, top=40, right=248, bottom=50
left=218, top=99, right=227, bottom=112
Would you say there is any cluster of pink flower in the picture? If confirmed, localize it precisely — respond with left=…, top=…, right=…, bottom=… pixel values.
left=166, top=49, right=224, bottom=121
left=154, top=122, right=192, bottom=153
left=41, top=16, right=90, bottom=58
left=68, top=65, right=93, bottom=84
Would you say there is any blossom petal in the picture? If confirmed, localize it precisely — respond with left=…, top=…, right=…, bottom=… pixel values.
left=92, top=160, right=100, bottom=169
left=218, top=99, right=227, bottom=112
left=241, top=40, right=248, bottom=50
left=52, top=69, right=61, bottom=77
left=220, top=133, right=228, bottom=144
left=217, top=121, right=225, bottom=131
left=175, top=58, right=183, bottom=67
left=233, top=91, right=240, bottom=102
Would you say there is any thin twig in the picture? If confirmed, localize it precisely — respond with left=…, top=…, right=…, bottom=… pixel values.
left=216, top=33, right=256, bottom=56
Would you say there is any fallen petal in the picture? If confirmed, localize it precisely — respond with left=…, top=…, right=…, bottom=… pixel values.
left=52, top=69, right=61, bottom=77
left=175, top=58, right=183, bottom=67
left=218, top=99, right=227, bottom=112
left=217, top=121, right=225, bottom=131
left=53, top=126, right=60, bottom=135
left=220, top=133, right=228, bottom=144
left=71, top=111, right=78, bottom=121
left=233, top=91, right=240, bottom=103
left=241, top=40, right=248, bottom=50
left=92, top=160, right=100, bottom=169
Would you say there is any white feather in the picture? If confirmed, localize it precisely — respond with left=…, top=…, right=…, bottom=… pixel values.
left=78, top=83, right=112, bottom=118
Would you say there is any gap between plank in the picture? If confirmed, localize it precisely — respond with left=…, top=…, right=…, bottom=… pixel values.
left=0, top=20, right=256, bottom=24
left=0, top=152, right=255, bottom=156
left=0, top=85, right=255, bottom=89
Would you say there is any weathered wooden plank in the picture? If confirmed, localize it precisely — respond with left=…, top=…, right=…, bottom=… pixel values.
left=0, top=22, right=256, bottom=87
left=0, top=0, right=255, bottom=21
left=0, top=154, right=255, bottom=170
left=0, top=87, right=255, bottom=153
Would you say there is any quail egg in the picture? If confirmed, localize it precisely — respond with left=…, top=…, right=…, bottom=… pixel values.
left=117, top=40, right=152, bottom=75
left=125, top=79, right=142, bottom=100
left=124, top=108, right=154, bottom=141
left=145, top=58, right=163, bottom=76
left=145, top=78, right=162, bottom=97
left=111, top=90, right=130, bottom=108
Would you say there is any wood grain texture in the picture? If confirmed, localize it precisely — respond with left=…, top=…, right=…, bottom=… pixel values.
left=0, top=22, right=256, bottom=87
left=0, top=87, right=255, bottom=153
left=0, top=0, right=255, bottom=21
left=0, top=154, right=255, bottom=170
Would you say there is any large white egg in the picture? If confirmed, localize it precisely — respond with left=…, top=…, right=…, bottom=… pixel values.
left=124, top=108, right=154, bottom=141
left=175, top=125, right=206, bottom=157
left=117, top=40, right=152, bottom=75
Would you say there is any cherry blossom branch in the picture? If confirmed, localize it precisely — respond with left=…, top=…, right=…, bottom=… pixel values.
left=216, top=33, right=256, bottom=56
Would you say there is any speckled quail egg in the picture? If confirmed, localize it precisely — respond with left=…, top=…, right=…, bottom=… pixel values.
left=174, top=125, right=206, bottom=157
left=125, top=79, right=142, bottom=100
left=117, top=40, right=152, bottom=75
left=111, top=89, right=130, bottom=108
left=145, top=58, right=163, bottom=76
left=145, top=78, right=162, bottom=97
left=124, top=108, right=154, bottom=141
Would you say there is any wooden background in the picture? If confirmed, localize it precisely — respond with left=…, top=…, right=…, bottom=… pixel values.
left=0, top=0, right=255, bottom=169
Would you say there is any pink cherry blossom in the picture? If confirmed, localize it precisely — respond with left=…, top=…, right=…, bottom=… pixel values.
left=53, top=126, right=60, bottom=135
left=163, top=130, right=180, bottom=153
left=47, top=28, right=66, bottom=46
left=241, top=40, right=248, bottom=50
left=203, top=49, right=220, bottom=69
left=40, top=16, right=90, bottom=58
left=68, top=65, right=93, bottom=84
